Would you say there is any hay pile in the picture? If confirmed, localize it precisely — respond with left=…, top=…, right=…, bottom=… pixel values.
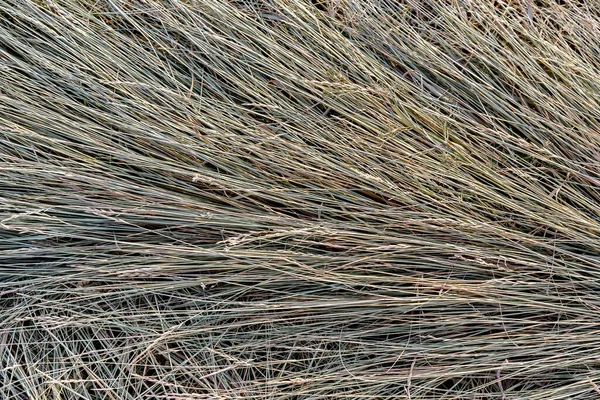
left=2, top=0, right=600, bottom=398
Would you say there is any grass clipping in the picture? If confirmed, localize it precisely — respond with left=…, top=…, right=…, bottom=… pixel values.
left=2, top=0, right=600, bottom=399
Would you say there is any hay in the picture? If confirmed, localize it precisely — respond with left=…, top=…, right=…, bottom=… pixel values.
left=2, top=0, right=600, bottom=398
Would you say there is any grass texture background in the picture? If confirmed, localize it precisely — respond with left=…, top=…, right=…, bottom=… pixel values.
left=2, top=0, right=600, bottom=398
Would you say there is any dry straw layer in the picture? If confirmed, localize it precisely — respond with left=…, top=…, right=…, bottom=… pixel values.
left=2, top=0, right=600, bottom=398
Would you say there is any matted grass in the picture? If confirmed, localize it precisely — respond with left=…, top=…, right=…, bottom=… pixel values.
left=2, top=0, right=600, bottom=398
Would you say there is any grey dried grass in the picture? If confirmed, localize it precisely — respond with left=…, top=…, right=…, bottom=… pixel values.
left=2, top=0, right=600, bottom=399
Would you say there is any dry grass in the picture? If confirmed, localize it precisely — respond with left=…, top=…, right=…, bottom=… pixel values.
left=2, top=0, right=600, bottom=398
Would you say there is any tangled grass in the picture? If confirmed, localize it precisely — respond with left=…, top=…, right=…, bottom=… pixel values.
left=2, top=0, right=600, bottom=398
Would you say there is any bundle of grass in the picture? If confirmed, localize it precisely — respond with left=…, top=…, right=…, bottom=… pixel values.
left=2, top=0, right=600, bottom=398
